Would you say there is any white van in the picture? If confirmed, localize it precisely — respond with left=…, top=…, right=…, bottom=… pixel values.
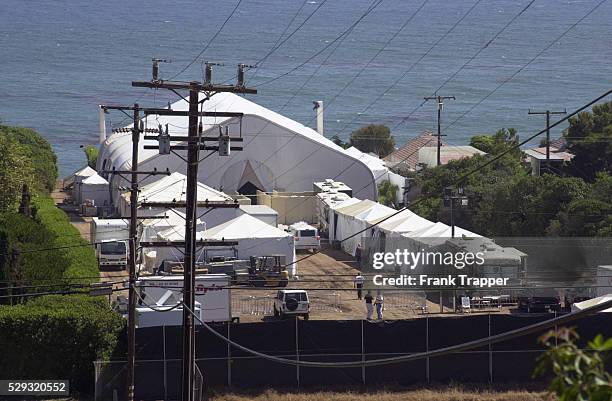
left=289, top=221, right=320, bottom=251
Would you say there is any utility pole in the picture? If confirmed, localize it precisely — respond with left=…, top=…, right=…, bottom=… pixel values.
left=100, top=104, right=171, bottom=401
left=424, top=95, right=455, bottom=166
left=528, top=108, right=566, bottom=173
left=444, top=187, right=468, bottom=238
left=133, top=63, right=256, bottom=401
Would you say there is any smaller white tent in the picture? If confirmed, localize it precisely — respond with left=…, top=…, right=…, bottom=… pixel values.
left=328, top=197, right=362, bottom=241
left=571, top=295, right=612, bottom=313
left=78, top=173, right=110, bottom=206
left=140, top=209, right=205, bottom=242
left=374, top=209, right=434, bottom=235
left=202, top=214, right=297, bottom=276
left=118, top=172, right=238, bottom=228
left=335, top=199, right=396, bottom=256
left=237, top=204, right=278, bottom=227
left=71, top=166, right=97, bottom=201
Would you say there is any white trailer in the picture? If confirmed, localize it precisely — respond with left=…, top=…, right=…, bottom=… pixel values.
left=90, top=218, right=129, bottom=269
left=137, top=274, right=232, bottom=323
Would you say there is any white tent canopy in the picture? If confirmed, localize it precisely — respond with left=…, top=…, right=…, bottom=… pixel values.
left=78, top=173, right=110, bottom=206
left=118, top=172, right=238, bottom=228
left=202, top=214, right=297, bottom=276
left=334, top=199, right=397, bottom=256
left=98, top=92, right=378, bottom=204
left=374, top=209, right=434, bottom=235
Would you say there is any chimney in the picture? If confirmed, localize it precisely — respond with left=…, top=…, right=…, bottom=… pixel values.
left=313, top=101, right=323, bottom=135
left=99, top=105, right=107, bottom=144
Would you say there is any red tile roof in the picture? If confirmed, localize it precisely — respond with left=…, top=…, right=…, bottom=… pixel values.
left=383, top=131, right=444, bottom=170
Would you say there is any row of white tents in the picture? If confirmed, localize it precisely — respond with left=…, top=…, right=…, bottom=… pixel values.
left=327, top=196, right=526, bottom=276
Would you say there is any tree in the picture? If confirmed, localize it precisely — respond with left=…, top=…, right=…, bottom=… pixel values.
left=535, top=327, right=612, bottom=401
left=0, top=125, right=57, bottom=193
left=470, top=128, right=522, bottom=159
left=83, top=145, right=99, bottom=169
left=565, top=101, right=612, bottom=181
left=0, top=136, right=35, bottom=213
left=378, top=180, right=398, bottom=208
left=349, top=124, right=395, bottom=158
left=330, top=134, right=350, bottom=149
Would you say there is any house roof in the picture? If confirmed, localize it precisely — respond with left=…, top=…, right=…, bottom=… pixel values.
left=383, top=131, right=442, bottom=170
left=524, top=147, right=573, bottom=162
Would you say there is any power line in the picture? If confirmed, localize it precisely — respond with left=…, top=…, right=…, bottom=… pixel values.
left=391, top=0, right=537, bottom=131
left=443, top=0, right=608, bottom=132
left=277, top=88, right=612, bottom=270
left=185, top=297, right=612, bottom=368
left=335, top=0, right=483, bottom=136
left=169, top=0, right=245, bottom=81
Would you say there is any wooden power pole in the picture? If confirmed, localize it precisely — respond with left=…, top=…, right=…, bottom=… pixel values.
left=528, top=108, right=567, bottom=173
left=133, top=65, right=256, bottom=401
left=424, top=95, right=455, bottom=166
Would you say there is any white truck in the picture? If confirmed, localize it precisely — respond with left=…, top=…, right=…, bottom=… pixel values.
left=136, top=274, right=232, bottom=325
left=90, top=218, right=129, bottom=270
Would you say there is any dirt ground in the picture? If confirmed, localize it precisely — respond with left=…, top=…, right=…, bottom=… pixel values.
left=55, top=183, right=510, bottom=321
left=52, top=185, right=129, bottom=301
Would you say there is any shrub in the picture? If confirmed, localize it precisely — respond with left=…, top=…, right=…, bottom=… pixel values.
left=0, top=295, right=125, bottom=393
left=0, top=124, right=57, bottom=194
left=84, top=145, right=99, bottom=169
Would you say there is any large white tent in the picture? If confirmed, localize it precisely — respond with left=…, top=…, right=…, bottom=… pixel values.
left=117, top=172, right=238, bottom=228
left=327, top=196, right=362, bottom=242
left=97, top=92, right=377, bottom=204
left=202, top=214, right=297, bottom=276
left=78, top=173, right=110, bottom=206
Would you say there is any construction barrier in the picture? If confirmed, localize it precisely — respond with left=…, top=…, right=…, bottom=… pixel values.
left=94, top=313, right=612, bottom=401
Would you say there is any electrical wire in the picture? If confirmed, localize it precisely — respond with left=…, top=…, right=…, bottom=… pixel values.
left=443, top=0, right=608, bottom=132
left=183, top=297, right=612, bottom=368
left=169, top=0, right=245, bottom=81
left=275, top=88, right=612, bottom=270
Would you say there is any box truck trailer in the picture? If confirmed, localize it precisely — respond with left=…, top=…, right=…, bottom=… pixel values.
left=90, top=218, right=129, bottom=270
left=136, top=274, right=232, bottom=323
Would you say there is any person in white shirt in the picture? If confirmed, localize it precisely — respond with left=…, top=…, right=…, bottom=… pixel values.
left=375, top=291, right=384, bottom=320
left=354, top=273, right=365, bottom=299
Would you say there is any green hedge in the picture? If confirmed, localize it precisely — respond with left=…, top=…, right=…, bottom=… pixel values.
left=0, top=196, right=98, bottom=284
left=0, top=295, right=125, bottom=392
left=33, top=196, right=99, bottom=280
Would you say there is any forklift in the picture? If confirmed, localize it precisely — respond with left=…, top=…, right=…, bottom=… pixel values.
left=248, top=255, right=289, bottom=287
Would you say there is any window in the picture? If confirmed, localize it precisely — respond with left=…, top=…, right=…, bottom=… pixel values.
left=300, top=229, right=317, bottom=237
left=100, top=241, right=126, bottom=255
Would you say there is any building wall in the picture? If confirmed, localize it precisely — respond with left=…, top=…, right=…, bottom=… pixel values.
left=257, top=191, right=317, bottom=225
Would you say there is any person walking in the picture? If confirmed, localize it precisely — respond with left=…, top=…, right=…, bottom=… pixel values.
left=375, top=291, right=384, bottom=320
left=364, top=291, right=374, bottom=320
left=355, top=243, right=362, bottom=264
left=354, top=272, right=364, bottom=300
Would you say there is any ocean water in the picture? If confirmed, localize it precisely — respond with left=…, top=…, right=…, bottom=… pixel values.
left=1, top=0, right=610, bottom=176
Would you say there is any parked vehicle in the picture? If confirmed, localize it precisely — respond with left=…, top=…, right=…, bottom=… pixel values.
left=518, top=296, right=561, bottom=313
left=273, top=290, right=310, bottom=320
left=249, top=255, right=289, bottom=287
left=90, top=218, right=129, bottom=270
left=289, top=221, right=320, bottom=251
